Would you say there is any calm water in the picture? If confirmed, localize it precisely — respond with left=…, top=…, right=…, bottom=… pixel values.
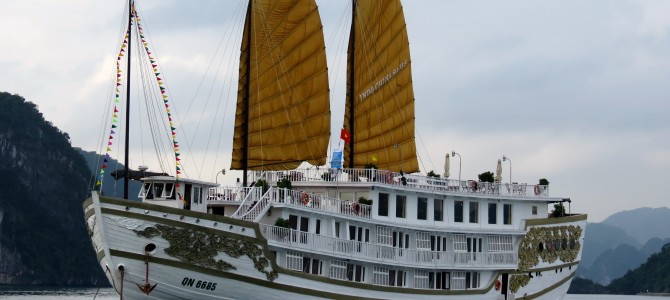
left=0, top=287, right=669, bottom=299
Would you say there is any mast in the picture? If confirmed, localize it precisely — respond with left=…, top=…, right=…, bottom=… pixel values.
left=124, top=0, right=133, bottom=199
left=242, top=0, right=252, bottom=187
left=348, top=0, right=356, bottom=169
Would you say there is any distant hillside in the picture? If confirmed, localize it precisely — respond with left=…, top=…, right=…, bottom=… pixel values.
left=580, top=222, right=639, bottom=269
left=608, top=243, right=670, bottom=294
left=580, top=244, right=646, bottom=285
left=576, top=208, right=670, bottom=285
left=76, top=148, right=141, bottom=201
left=568, top=277, right=608, bottom=294
left=0, top=92, right=106, bottom=285
left=603, top=207, right=670, bottom=245
left=571, top=242, right=670, bottom=294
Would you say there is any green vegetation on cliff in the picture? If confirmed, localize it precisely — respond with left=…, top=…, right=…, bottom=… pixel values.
left=607, top=243, right=670, bottom=294
left=0, top=92, right=106, bottom=285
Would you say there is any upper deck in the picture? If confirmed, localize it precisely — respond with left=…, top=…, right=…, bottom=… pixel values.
left=254, top=168, right=558, bottom=201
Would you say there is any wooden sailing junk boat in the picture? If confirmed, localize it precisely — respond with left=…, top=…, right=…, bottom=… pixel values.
left=84, top=1, right=587, bottom=299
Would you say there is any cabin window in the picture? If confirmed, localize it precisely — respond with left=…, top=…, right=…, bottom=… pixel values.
left=503, top=204, right=512, bottom=225
left=415, top=270, right=430, bottom=289
left=286, top=251, right=303, bottom=271
left=417, top=197, right=428, bottom=220
left=303, top=258, right=322, bottom=275
left=532, top=205, right=538, bottom=215
left=377, top=226, right=392, bottom=246
left=140, top=182, right=152, bottom=198
left=465, top=272, right=480, bottom=289
left=153, top=183, right=165, bottom=199
left=334, top=221, right=341, bottom=238
left=454, top=201, right=464, bottom=223
left=315, top=220, right=321, bottom=235
left=488, top=203, right=497, bottom=224
left=289, top=215, right=309, bottom=243
left=192, top=186, right=202, bottom=204
left=393, top=231, right=410, bottom=250
left=162, top=183, right=174, bottom=198
left=388, top=269, right=406, bottom=287
left=378, top=193, right=389, bottom=216
left=452, top=271, right=466, bottom=290
left=469, top=202, right=479, bottom=223
left=433, top=271, right=451, bottom=290
left=488, top=235, right=514, bottom=252
left=416, top=232, right=431, bottom=250
left=431, top=235, right=448, bottom=259
left=453, top=234, right=467, bottom=252
left=417, top=270, right=451, bottom=290
left=395, top=195, right=406, bottom=218
left=372, top=266, right=407, bottom=287
left=329, top=260, right=347, bottom=280
left=348, top=226, right=369, bottom=252
left=434, top=199, right=444, bottom=221
left=372, top=266, right=390, bottom=286
left=346, top=263, right=366, bottom=282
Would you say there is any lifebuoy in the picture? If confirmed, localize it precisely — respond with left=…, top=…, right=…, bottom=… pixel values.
left=386, top=171, right=393, bottom=184
left=301, top=193, right=310, bottom=206
left=495, top=279, right=501, bottom=291
left=534, top=185, right=541, bottom=196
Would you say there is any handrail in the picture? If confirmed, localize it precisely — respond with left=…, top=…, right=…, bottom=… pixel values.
left=254, top=168, right=549, bottom=198
left=271, top=189, right=372, bottom=219
left=261, top=224, right=517, bottom=268
left=230, top=187, right=263, bottom=219
left=239, top=188, right=273, bottom=222
left=207, top=186, right=247, bottom=202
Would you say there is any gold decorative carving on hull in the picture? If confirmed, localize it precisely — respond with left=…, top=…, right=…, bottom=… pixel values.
left=135, top=224, right=278, bottom=281
left=512, top=225, right=582, bottom=292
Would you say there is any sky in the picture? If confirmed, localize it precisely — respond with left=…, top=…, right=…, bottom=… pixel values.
left=1, top=0, right=669, bottom=222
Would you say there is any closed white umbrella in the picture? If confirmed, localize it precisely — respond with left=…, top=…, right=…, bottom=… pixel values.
left=444, top=153, right=450, bottom=178
left=495, top=159, right=503, bottom=183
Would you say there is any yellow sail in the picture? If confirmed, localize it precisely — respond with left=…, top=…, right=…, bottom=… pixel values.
left=343, top=0, right=418, bottom=173
left=231, top=0, right=330, bottom=171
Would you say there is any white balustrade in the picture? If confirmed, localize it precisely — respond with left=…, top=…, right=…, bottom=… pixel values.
left=261, top=225, right=517, bottom=268
left=230, top=188, right=265, bottom=219
left=251, top=168, right=549, bottom=198
left=270, top=188, right=372, bottom=219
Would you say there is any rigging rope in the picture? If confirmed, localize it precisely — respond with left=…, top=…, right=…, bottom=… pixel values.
left=133, top=4, right=183, bottom=193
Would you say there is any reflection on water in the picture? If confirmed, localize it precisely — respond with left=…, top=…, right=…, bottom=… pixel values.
left=0, top=287, right=117, bottom=299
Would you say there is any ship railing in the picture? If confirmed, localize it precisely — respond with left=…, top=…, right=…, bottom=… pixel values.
left=230, top=187, right=264, bottom=219
left=239, top=188, right=277, bottom=222
left=207, top=186, right=247, bottom=203
left=270, top=188, right=372, bottom=219
left=261, top=225, right=517, bottom=268
left=254, top=168, right=549, bottom=198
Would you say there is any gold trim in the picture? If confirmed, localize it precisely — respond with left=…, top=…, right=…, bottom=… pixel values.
left=101, top=208, right=259, bottom=243
left=99, top=196, right=255, bottom=228
left=96, top=250, right=105, bottom=262
left=524, top=214, right=588, bottom=229
left=110, top=249, right=379, bottom=300
left=84, top=206, right=96, bottom=220
left=516, top=271, right=576, bottom=300
left=523, top=261, right=579, bottom=273
left=83, top=197, right=93, bottom=209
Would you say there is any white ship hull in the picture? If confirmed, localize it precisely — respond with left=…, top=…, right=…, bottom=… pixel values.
left=85, top=190, right=586, bottom=300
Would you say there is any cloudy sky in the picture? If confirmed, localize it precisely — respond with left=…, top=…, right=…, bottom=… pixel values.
left=1, top=0, right=669, bottom=222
